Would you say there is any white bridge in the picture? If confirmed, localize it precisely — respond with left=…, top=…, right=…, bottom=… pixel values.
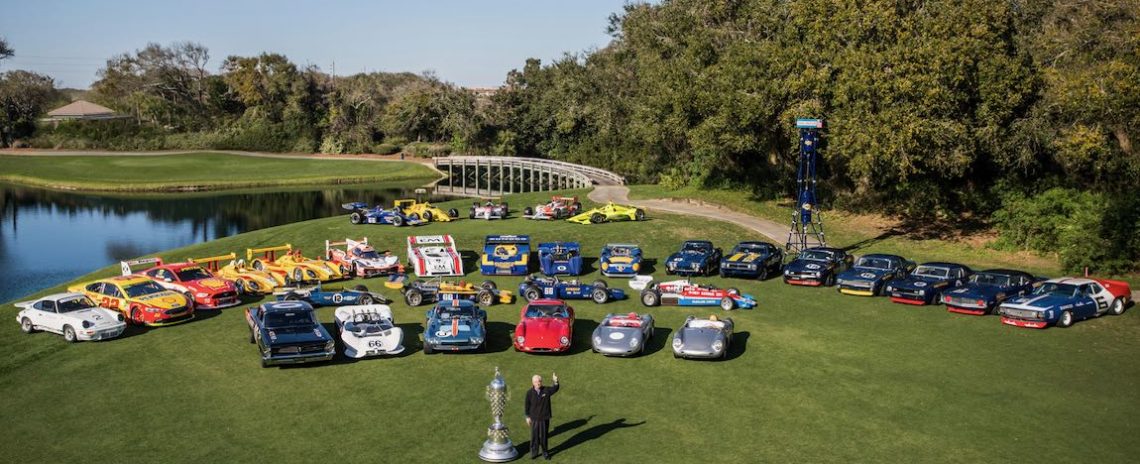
left=431, top=156, right=625, bottom=198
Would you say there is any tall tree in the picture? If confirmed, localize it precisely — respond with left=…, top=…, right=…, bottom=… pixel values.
left=0, top=37, right=13, bottom=62
left=0, top=70, right=61, bottom=146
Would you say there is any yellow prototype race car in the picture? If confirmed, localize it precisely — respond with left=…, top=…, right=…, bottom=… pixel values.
left=394, top=199, right=460, bottom=223
left=567, top=202, right=647, bottom=225
left=68, top=275, right=194, bottom=326
left=246, top=245, right=346, bottom=284
left=190, top=252, right=285, bottom=295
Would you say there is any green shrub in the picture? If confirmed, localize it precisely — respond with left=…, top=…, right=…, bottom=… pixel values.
left=374, top=143, right=400, bottom=155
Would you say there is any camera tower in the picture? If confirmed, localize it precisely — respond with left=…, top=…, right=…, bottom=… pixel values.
left=786, top=118, right=827, bottom=251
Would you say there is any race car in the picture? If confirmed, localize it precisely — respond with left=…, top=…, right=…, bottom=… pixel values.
left=665, top=240, right=723, bottom=276
left=246, top=301, right=335, bottom=367
left=325, top=237, right=404, bottom=278
left=469, top=199, right=510, bottom=220
left=423, top=299, right=487, bottom=354
left=394, top=198, right=459, bottom=222
left=719, top=241, right=784, bottom=280
left=567, top=202, right=646, bottom=224
left=514, top=299, right=575, bottom=353
left=885, top=262, right=972, bottom=305
left=16, top=292, right=127, bottom=342
left=247, top=245, right=346, bottom=283
left=407, top=235, right=463, bottom=277
left=538, top=241, right=583, bottom=276
left=518, top=274, right=626, bottom=304
left=333, top=305, right=405, bottom=358
left=342, top=202, right=424, bottom=227
left=190, top=253, right=284, bottom=295
left=275, top=283, right=390, bottom=307
left=672, top=315, right=734, bottom=359
left=402, top=278, right=514, bottom=307
left=591, top=312, right=655, bottom=356
left=998, top=277, right=1132, bottom=328
left=599, top=243, right=642, bottom=277
left=68, top=275, right=194, bottom=326
left=122, top=257, right=240, bottom=310
left=639, top=279, right=757, bottom=310
left=834, top=254, right=914, bottom=296
left=523, top=195, right=582, bottom=220
left=943, top=269, right=1042, bottom=315
left=782, top=247, right=853, bottom=286
left=480, top=235, right=530, bottom=276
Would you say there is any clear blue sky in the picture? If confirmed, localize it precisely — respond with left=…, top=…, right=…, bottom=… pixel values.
left=0, top=0, right=633, bottom=89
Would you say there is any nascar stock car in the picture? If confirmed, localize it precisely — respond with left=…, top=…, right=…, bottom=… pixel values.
left=835, top=254, right=914, bottom=296
left=423, top=299, right=487, bottom=354
left=480, top=235, right=530, bottom=276
left=885, top=262, right=972, bottom=305
left=998, top=277, right=1132, bottom=329
left=407, top=235, right=464, bottom=277
left=246, top=301, right=335, bottom=367
left=401, top=278, right=514, bottom=307
left=523, top=195, right=582, bottom=220
left=591, top=312, right=655, bottom=357
left=190, top=253, right=284, bottom=295
left=719, top=241, right=784, bottom=280
left=470, top=199, right=510, bottom=220
left=638, top=279, right=757, bottom=310
left=325, top=238, right=404, bottom=278
left=275, top=283, right=390, bottom=307
left=538, top=241, right=583, bottom=276
left=782, top=247, right=853, bottom=286
left=394, top=198, right=459, bottom=222
left=665, top=240, right=723, bottom=276
left=514, top=299, right=575, bottom=353
left=518, top=274, right=626, bottom=304
left=342, top=202, right=425, bottom=227
left=333, top=305, right=405, bottom=358
left=122, top=257, right=240, bottom=310
left=567, top=202, right=647, bottom=224
left=69, top=275, right=194, bottom=326
left=672, top=315, right=734, bottom=359
left=599, top=243, right=642, bottom=277
left=247, top=245, right=346, bottom=283
left=16, top=292, right=127, bottom=342
left=942, top=269, right=1042, bottom=315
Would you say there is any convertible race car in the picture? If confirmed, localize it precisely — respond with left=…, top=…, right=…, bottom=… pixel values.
left=69, top=275, right=194, bottom=326
left=719, top=241, right=784, bottom=280
left=538, top=241, right=583, bottom=276
left=325, top=237, right=403, bottom=278
left=394, top=198, right=459, bottom=222
left=514, top=299, right=575, bottom=353
left=523, top=195, right=582, bottom=220
left=342, top=202, right=424, bottom=227
left=672, top=315, right=734, bottom=359
left=470, top=199, right=510, bottom=220
left=333, top=305, right=405, bottom=358
left=567, top=202, right=646, bottom=224
left=275, top=283, right=390, bottom=307
left=665, top=240, right=722, bottom=276
left=591, top=312, right=655, bottom=356
left=122, top=257, right=240, bottom=309
left=885, top=262, right=972, bottom=305
left=401, top=278, right=514, bottom=307
left=16, top=292, right=127, bottom=342
left=423, top=299, right=487, bottom=354
left=480, top=235, right=530, bottom=276
left=190, top=253, right=284, bottom=295
left=599, top=243, right=642, bottom=277
left=518, top=274, right=626, bottom=304
left=942, top=269, right=1041, bottom=315
left=247, top=245, right=346, bottom=283
left=407, top=235, right=463, bottom=277
left=639, top=279, right=757, bottom=310
left=835, top=254, right=914, bottom=296
left=998, top=277, right=1132, bottom=328
left=782, top=247, right=853, bottom=286
left=246, top=301, right=335, bottom=367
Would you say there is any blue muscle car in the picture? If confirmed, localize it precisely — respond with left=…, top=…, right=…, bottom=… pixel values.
left=719, top=241, right=783, bottom=280
left=274, top=283, right=389, bottom=307
left=998, top=277, right=1133, bottom=328
left=518, top=274, right=626, bottom=304
left=423, top=300, right=487, bottom=353
left=245, top=301, right=335, bottom=367
left=885, top=262, right=972, bottom=305
left=835, top=254, right=914, bottom=296
left=480, top=234, right=531, bottom=276
left=942, top=269, right=1040, bottom=315
left=342, top=202, right=424, bottom=227
left=665, top=240, right=723, bottom=276
left=782, top=247, right=852, bottom=286
left=538, top=241, right=583, bottom=276
left=599, top=243, right=642, bottom=277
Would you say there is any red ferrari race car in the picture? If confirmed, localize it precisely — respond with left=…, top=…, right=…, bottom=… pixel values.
left=121, top=257, right=241, bottom=309
left=523, top=196, right=582, bottom=220
left=513, top=299, right=575, bottom=353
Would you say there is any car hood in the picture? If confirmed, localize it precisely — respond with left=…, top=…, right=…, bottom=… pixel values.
left=945, top=284, right=1005, bottom=300
left=187, top=278, right=236, bottom=293
left=721, top=252, right=768, bottom=264
left=354, top=257, right=396, bottom=268
left=678, top=327, right=723, bottom=348
left=518, top=318, right=571, bottom=340
left=266, top=325, right=330, bottom=345
left=837, top=267, right=890, bottom=282
left=891, top=276, right=952, bottom=289
left=134, top=292, right=189, bottom=309
left=1002, top=294, right=1075, bottom=311
left=427, top=318, right=483, bottom=341
left=593, top=326, right=642, bottom=346
left=60, top=307, right=125, bottom=328
left=669, top=251, right=710, bottom=263
left=604, top=256, right=636, bottom=264
left=784, top=260, right=831, bottom=273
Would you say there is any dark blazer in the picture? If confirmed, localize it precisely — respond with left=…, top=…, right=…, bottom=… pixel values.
left=524, top=383, right=560, bottom=420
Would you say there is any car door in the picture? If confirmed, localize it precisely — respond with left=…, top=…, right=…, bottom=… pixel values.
left=1075, top=284, right=1100, bottom=319
left=102, top=284, right=126, bottom=314
left=1086, top=283, right=1111, bottom=316
left=28, top=300, right=58, bottom=332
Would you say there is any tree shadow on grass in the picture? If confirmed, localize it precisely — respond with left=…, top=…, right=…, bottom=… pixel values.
left=548, top=418, right=646, bottom=456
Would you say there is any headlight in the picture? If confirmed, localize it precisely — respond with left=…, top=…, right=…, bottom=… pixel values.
left=629, top=337, right=639, bottom=348
left=672, top=338, right=683, bottom=348
left=601, top=262, right=609, bottom=270
left=145, top=307, right=159, bottom=313
left=1046, top=310, right=1052, bottom=319
left=632, top=263, right=640, bottom=271
left=82, top=320, right=93, bottom=329
left=324, top=341, right=335, bottom=351
left=711, top=340, right=724, bottom=351
left=516, top=336, right=525, bottom=345
left=471, top=337, right=483, bottom=345
left=691, top=263, right=699, bottom=270
left=886, top=286, right=893, bottom=292
left=917, top=289, right=925, bottom=296
left=196, top=292, right=209, bottom=298
left=784, top=270, right=792, bottom=276
left=559, top=336, right=570, bottom=346
left=117, top=314, right=125, bottom=322
left=747, top=264, right=757, bottom=270
left=593, top=336, right=601, bottom=345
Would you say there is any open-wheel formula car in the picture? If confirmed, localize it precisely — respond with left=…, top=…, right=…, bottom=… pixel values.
left=998, top=277, right=1132, bottom=329
left=885, top=262, right=972, bottom=305
left=190, top=253, right=284, bottom=295
left=407, top=235, right=463, bottom=277
left=274, top=283, right=389, bottom=307
left=401, top=278, right=514, bottom=307
left=247, top=245, right=346, bottom=283
left=480, top=235, right=530, bottom=276
left=514, top=299, right=575, bottom=353
left=325, top=237, right=404, bottom=278
left=835, top=254, right=914, bottom=296
left=523, top=195, right=582, bottom=220
left=599, top=243, right=642, bottom=277
left=665, top=240, right=722, bottom=276
left=672, top=315, right=734, bottom=359
left=518, top=274, right=625, bottom=304
left=639, top=279, right=757, bottom=310
left=567, top=202, right=646, bottom=224
left=942, top=269, right=1041, bottom=315
left=122, top=257, right=240, bottom=310
left=423, top=299, right=487, bottom=354
left=719, top=241, right=784, bottom=280
left=342, top=202, right=424, bottom=227
left=538, top=241, right=583, bottom=276
left=470, top=199, right=510, bottom=220
left=394, top=198, right=459, bottom=223
left=68, top=275, right=194, bottom=327
left=333, top=305, right=405, bottom=358
left=591, top=312, right=655, bottom=356
left=16, top=292, right=127, bottom=342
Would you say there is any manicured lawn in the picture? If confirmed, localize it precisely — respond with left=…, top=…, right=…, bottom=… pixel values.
left=2, top=190, right=1137, bottom=463
left=0, top=152, right=439, bottom=192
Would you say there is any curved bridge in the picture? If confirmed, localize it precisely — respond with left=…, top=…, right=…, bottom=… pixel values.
left=432, top=156, right=625, bottom=198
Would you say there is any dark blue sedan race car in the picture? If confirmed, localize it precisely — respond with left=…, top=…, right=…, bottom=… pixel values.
left=942, top=269, right=1041, bottom=315
left=885, top=262, right=972, bottom=305
left=782, top=247, right=852, bottom=286
left=719, top=241, right=783, bottom=280
left=835, top=254, right=914, bottom=296
left=665, top=240, right=723, bottom=276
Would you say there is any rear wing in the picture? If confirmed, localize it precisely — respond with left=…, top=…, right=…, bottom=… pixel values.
left=551, top=195, right=578, bottom=202
left=408, top=235, right=454, bottom=248
left=247, top=244, right=292, bottom=261
left=188, top=252, right=238, bottom=272
left=341, top=202, right=369, bottom=211
left=120, top=257, right=163, bottom=276
left=394, top=199, right=417, bottom=209
left=538, top=241, right=581, bottom=252
left=326, top=237, right=368, bottom=255
left=484, top=235, right=530, bottom=245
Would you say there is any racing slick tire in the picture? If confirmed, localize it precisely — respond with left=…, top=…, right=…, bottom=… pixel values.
left=590, top=213, right=606, bottom=224
left=592, top=288, right=609, bottom=304
left=448, top=208, right=459, bottom=218
left=477, top=290, right=495, bottom=307
left=470, top=207, right=477, bottom=219
left=480, top=280, right=497, bottom=290
left=1110, top=298, right=1126, bottom=316
left=523, top=286, right=542, bottom=302
left=421, top=211, right=432, bottom=222
left=635, top=209, right=646, bottom=221
left=349, top=212, right=363, bottom=224
left=592, top=279, right=607, bottom=288
left=391, top=215, right=405, bottom=227
left=640, top=289, right=661, bottom=307
left=502, top=203, right=509, bottom=217
left=283, top=292, right=302, bottom=301
left=20, top=317, right=35, bottom=333
left=359, top=295, right=374, bottom=305
left=1058, top=310, right=1074, bottom=328
left=572, top=201, right=583, bottom=212
left=404, top=289, right=424, bottom=307
left=720, top=297, right=735, bottom=311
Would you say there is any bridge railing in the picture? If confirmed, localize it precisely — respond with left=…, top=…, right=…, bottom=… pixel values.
left=434, top=156, right=625, bottom=186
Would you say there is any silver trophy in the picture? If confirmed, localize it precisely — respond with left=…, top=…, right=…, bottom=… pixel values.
left=479, top=367, right=519, bottom=462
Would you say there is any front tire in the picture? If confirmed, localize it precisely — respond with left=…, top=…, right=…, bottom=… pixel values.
left=477, top=290, right=494, bottom=307
left=590, top=213, right=606, bottom=224
left=523, top=286, right=542, bottom=302
left=1057, top=310, right=1074, bottom=328
left=359, top=295, right=374, bottom=305
left=634, top=209, right=646, bottom=221
left=405, top=289, right=424, bottom=306
left=392, top=215, right=405, bottom=227
left=641, top=290, right=660, bottom=307
left=592, top=288, right=609, bottom=304
left=63, top=325, right=77, bottom=343
left=720, top=297, right=735, bottom=311
left=20, top=317, right=34, bottom=333
left=448, top=208, right=459, bottom=218
left=825, top=273, right=835, bottom=287
left=349, top=212, right=363, bottom=224
left=422, top=211, right=433, bottom=222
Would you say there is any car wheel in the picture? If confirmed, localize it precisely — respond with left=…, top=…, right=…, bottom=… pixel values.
left=590, top=213, right=606, bottom=224
left=422, top=211, right=433, bottom=221
left=477, top=290, right=494, bottom=307
left=20, top=317, right=34, bottom=334
left=469, top=207, right=477, bottom=219
left=349, top=212, right=363, bottom=224
left=448, top=208, right=459, bottom=218
left=252, top=260, right=265, bottom=271
left=592, top=288, right=609, bottom=304
left=130, top=307, right=141, bottom=325
left=359, top=295, right=374, bottom=305
left=592, top=279, right=607, bottom=288
left=480, top=280, right=497, bottom=290
left=640, top=290, right=660, bottom=307
left=720, top=297, right=735, bottom=311
left=405, top=289, right=423, bottom=306
left=634, top=209, right=646, bottom=221
left=260, top=358, right=269, bottom=368
left=825, top=274, right=835, bottom=287
left=392, top=215, right=405, bottom=226
left=524, top=286, right=542, bottom=302
left=353, top=284, right=369, bottom=292
left=63, top=325, right=77, bottom=343
left=423, top=342, right=434, bottom=355
left=1110, top=298, right=1126, bottom=316
left=1058, top=310, right=1074, bottom=328
left=292, top=269, right=304, bottom=283
left=502, top=203, right=509, bottom=216
left=572, top=201, right=582, bottom=212
left=284, top=293, right=301, bottom=301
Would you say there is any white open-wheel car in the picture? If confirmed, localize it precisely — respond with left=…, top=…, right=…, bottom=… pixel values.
left=333, top=305, right=405, bottom=358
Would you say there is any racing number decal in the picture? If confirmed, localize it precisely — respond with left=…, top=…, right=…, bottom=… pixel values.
left=100, top=297, right=120, bottom=310
left=367, top=340, right=384, bottom=348
left=332, top=293, right=344, bottom=304
left=1094, top=296, right=1108, bottom=310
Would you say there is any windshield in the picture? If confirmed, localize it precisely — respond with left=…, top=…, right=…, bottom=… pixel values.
left=970, top=273, right=1011, bottom=286
left=856, top=257, right=893, bottom=270
left=1033, top=283, right=1078, bottom=297
left=265, top=311, right=316, bottom=328
left=357, top=250, right=380, bottom=259
left=525, top=304, right=569, bottom=318
left=682, top=242, right=711, bottom=253
left=58, top=297, right=98, bottom=313
left=798, top=250, right=832, bottom=262
left=913, top=266, right=950, bottom=278
left=124, top=281, right=166, bottom=298
left=437, top=307, right=476, bottom=319
left=176, top=267, right=212, bottom=281
left=608, top=247, right=631, bottom=257
left=733, top=244, right=770, bottom=254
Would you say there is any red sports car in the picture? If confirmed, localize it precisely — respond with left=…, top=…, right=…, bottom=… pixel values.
left=123, top=257, right=241, bottom=309
left=513, top=299, right=574, bottom=353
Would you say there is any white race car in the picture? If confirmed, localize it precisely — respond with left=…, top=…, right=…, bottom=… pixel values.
left=333, top=305, right=405, bottom=358
left=407, top=235, right=463, bottom=277
left=16, top=292, right=127, bottom=342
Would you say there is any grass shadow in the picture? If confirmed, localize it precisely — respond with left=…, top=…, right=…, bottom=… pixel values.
left=483, top=321, right=515, bottom=353
left=548, top=418, right=646, bottom=456
left=569, top=318, right=600, bottom=355
left=639, top=258, right=658, bottom=275
left=460, top=250, right=480, bottom=276
left=581, top=256, right=598, bottom=275
left=640, top=326, right=673, bottom=356
left=516, top=415, right=595, bottom=458
left=840, top=229, right=903, bottom=253
left=721, top=331, right=750, bottom=361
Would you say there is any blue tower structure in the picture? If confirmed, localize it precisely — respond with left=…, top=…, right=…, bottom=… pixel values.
left=786, top=118, right=827, bottom=251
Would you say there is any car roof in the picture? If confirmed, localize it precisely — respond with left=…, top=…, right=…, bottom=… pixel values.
left=261, top=301, right=314, bottom=312
left=859, top=253, right=904, bottom=260
left=917, top=262, right=966, bottom=269
left=1045, top=277, right=1097, bottom=285
left=104, top=275, right=152, bottom=284
left=683, top=240, right=713, bottom=245
left=976, top=269, right=1031, bottom=277
left=735, top=241, right=774, bottom=247
left=41, top=292, right=88, bottom=302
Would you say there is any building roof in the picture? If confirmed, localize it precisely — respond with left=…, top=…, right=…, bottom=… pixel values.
left=47, top=100, right=115, bottom=117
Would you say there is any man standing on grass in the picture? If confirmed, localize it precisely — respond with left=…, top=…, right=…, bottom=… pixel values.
left=525, top=372, right=560, bottom=460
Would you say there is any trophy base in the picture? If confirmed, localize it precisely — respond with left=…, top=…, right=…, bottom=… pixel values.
left=479, top=439, right=519, bottom=462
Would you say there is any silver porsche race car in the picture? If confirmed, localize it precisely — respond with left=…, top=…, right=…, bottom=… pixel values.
left=672, top=315, right=734, bottom=359
left=591, top=312, right=655, bottom=356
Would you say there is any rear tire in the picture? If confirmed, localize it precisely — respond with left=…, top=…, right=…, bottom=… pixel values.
left=523, top=286, right=542, bottom=301
left=284, top=293, right=301, bottom=301
left=1058, top=310, right=1074, bottom=328
left=405, top=289, right=423, bottom=306
left=590, top=213, right=606, bottom=224
left=825, top=274, right=835, bottom=287
left=423, top=342, right=434, bottom=355
left=349, top=212, right=363, bottom=224
left=592, top=279, right=607, bottom=288
left=635, top=209, right=646, bottom=221
left=480, top=280, right=497, bottom=290
left=422, top=211, right=432, bottom=221
left=469, top=207, right=477, bottom=219
left=1110, top=298, right=1126, bottom=316
left=448, top=208, right=459, bottom=218
left=130, top=307, right=141, bottom=325
left=720, top=297, right=735, bottom=311
left=523, top=206, right=534, bottom=216
left=477, top=290, right=494, bottom=307
left=359, top=295, right=374, bottom=305
left=20, top=317, right=34, bottom=333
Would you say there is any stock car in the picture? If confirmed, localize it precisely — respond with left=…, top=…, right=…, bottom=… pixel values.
left=719, top=241, right=784, bottom=280
left=480, top=235, right=531, bottom=276
left=599, top=243, right=642, bottom=277
left=672, top=315, right=734, bottom=359
left=16, top=292, right=127, bottom=342
left=190, top=253, right=284, bottom=295
left=68, top=275, right=194, bottom=326
left=782, top=247, right=853, bottom=286
left=470, top=199, right=510, bottom=220
left=998, top=277, right=1132, bottom=329
left=665, top=240, right=723, bottom=276
left=538, top=242, right=583, bottom=276
left=407, top=235, right=463, bottom=277
left=247, top=245, right=346, bottom=283
left=885, top=262, right=972, bottom=305
left=275, top=283, right=389, bottom=307
left=942, top=269, right=1041, bottom=315
left=122, top=257, right=240, bottom=309
left=523, top=196, right=582, bottom=220
left=325, top=238, right=404, bottom=278
left=333, top=305, right=405, bottom=357
left=342, top=202, right=424, bottom=227
left=402, top=279, right=514, bottom=307
left=423, top=299, right=487, bottom=354
left=518, top=274, right=626, bottom=304
left=639, top=279, right=757, bottom=311
left=394, top=198, right=459, bottom=222
left=246, top=301, right=335, bottom=367
left=835, top=254, right=914, bottom=296
left=567, top=202, right=647, bottom=224
left=591, top=312, right=655, bottom=357
left=514, top=299, right=575, bottom=353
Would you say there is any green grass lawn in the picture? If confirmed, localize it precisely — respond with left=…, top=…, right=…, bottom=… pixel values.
left=2, top=190, right=1137, bottom=463
left=0, top=152, right=440, bottom=192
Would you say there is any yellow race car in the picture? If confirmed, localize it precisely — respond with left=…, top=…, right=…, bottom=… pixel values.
left=394, top=199, right=460, bottom=223
left=246, top=245, right=346, bottom=284
left=567, top=202, right=647, bottom=224
left=68, top=275, right=194, bottom=326
left=190, top=253, right=285, bottom=295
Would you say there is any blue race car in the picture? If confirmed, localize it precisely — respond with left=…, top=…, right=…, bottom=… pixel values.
left=274, top=283, right=390, bottom=307
left=665, top=240, right=723, bottom=276
left=782, top=247, right=853, bottom=286
left=885, top=262, right=972, bottom=305
left=835, top=254, right=914, bottom=296
left=538, top=241, right=583, bottom=276
left=942, top=269, right=1041, bottom=315
left=423, top=299, right=487, bottom=353
left=480, top=235, right=530, bottom=276
left=342, top=202, right=424, bottom=227
left=998, top=277, right=1133, bottom=329
left=599, top=243, right=642, bottom=277
left=719, top=241, right=783, bottom=280
left=518, top=274, right=626, bottom=304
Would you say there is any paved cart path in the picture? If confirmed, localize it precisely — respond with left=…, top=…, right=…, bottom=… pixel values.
left=588, top=185, right=789, bottom=244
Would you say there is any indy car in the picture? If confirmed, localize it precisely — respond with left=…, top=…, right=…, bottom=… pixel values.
left=275, top=283, right=390, bottom=307
left=523, top=196, right=582, bottom=220
left=342, top=202, right=424, bottom=227
left=518, top=274, right=625, bottom=304
left=401, top=278, right=514, bottom=307
left=638, top=279, right=757, bottom=310
left=567, top=202, right=646, bottom=224
left=470, top=199, right=510, bottom=220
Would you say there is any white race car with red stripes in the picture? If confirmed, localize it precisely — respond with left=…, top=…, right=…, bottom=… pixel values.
left=407, top=235, right=464, bottom=277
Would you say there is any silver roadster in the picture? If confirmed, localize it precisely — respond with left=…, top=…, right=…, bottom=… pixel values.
left=672, top=315, right=734, bottom=359
left=591, top=312, right=655, bottom=356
